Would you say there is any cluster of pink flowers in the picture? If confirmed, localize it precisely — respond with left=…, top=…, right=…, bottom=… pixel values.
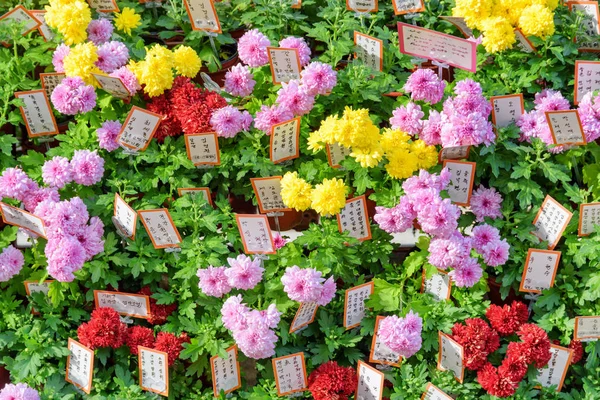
left=577, top=92, right=600, bottom=142
left=96, top=41, right=129, bottom=73
left=403, top=68, right=446, bottom=105
left=87, top=18, right=113, bottom=45
left=42, top=151, right=105, bottom=188
left=210, top=105, right=253, bottom=138
left=470, top=186, right=503, bottom=222
left=0, top=245, right=25, bottom=282
left=221, top=295, right=281, bottom=359
left=50, top=77, right=96, bottom=115
left=224, top=64, right=256, bottom=97
left=96, top=120, right=122, bottom=152
left=280, top=266, right=336, bottom=305
left=196, top=254, right=264, bottom=297
left=378, top=310, right=422, bottom=358
left=272, top=232, right=288, bottom=249
left=238, top=29, right=271, bottom=67
left=0, top=382, right=40, bottom=400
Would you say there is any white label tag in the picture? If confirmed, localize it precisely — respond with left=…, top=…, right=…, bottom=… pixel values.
left=0, top=6, right=40, bottom=38
left=443, top=160, right=476, bottom=206
left=185, top=132, right=220, bottom=166
left=94, top=290, right=151, bottom=319
left=30, top=10, right=54, bottom=41
left=532, top=195, right=573, bottom=250
left=270, top=118, right=300, bottom=164
left=422, top=269, right=451, bottom=302
left=546, top=110, right=586, bottom=145
left=113, top=193, right=137, bottom=239
left=392, top=0, right=424, bottom=15
left=326, top=143, right=351, bottom=168
left=184, top=0, right=221, bottom=33
left=0, top=202, right=46, bottom=238
left=289, top=302, right=319, bottom=333
left=235, top=214, right=275, bottom=254
left=354, top=32, right=383, bottom=71
left=536, top=344, right=572, bottom=392
left=437, top=332, right=464, bottom=382
left=570, top=2, right=600, bottom=50
left=272, top=352, right=308, bottom=396
left=520, top=249, right=561, bottom=293
left=251, top=177, right=289, bottom=213
left=422, top=383, right=453, bottom=400
left=574, top=316, right=600, bottom=340
left=211, top=346, right=241, bottom=397
left=66, top=339, right=94, bottom=394
left=356, top=361, right=384, bottom=400
left=117, top=107, right=162, bottom=152
left=514, top=29, right=536, bottom=53
left=138, top=209, right=182, bottom=249
left=491, top=94, right=524, bottom=128
left=139, top=346, right=169, bottom=396
left=579, top=202, right=600, bottom=236
left=268, top=47, right=302, bottom=84
left=575, top=60, right=600, bottom=104
left=87, top=0, right=119, bottom=12
left=93, top=74, right=130, bottom=99
left=40, top=73, right=66, bottom=100
left=344, top=282, right=374, bottom=329
left=440, top=16, right=473, bottom=38
left=337, top=195, right=371, bottom=241
left=14, top=90, right=58, bottom=137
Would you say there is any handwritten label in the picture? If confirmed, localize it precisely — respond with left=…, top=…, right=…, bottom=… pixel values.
left=138, top=209, right=182, bottom=249
left=251, top=176, right=290, bottom=214
left=344, top=281, right=374, bottom=329
left=519, top=249, right=561, bottom=293
left=421, top=269, right=452, bottom=302
left=575, top=60, right=600, bottom=104
left=29, top=11, right=53, bottom=41
left=93, top=74, right=130, bottom=99
left=185, top=132, right=220, bottom=166
left=491, top=94, right=525, bottom=128
left=87, top=0, right=119, bottom=12
left=40, top=73, right=66, bottom=100
left=183, top=0, right=222, bottom=33
left=442, top=160, right=476, bottom=206
left=438, top=146, right=470, bottom=162
left=272, top=352, right=308, bottom=396
left=326, top=143, right=351, bottom=168
left=177, top=187, right=213, bottom=206
left=347, top=0, right=378, bottom=13
left=421, top=383, right=453, bottom=400
left=437, top=332, right=464, bottom=383
left=94, top=290, right=151, bottom=319
left=337, top=195, right=372, bottom=241
left=113, top=193, right=137, bottom=239
left=536, top=344, right=573, bottom=392
left=514, top=29, right=536, bottom=53
left=574, top=316, right=600, bottom=340
left=354, top=32, right=383, bottom=72
left=392, top=0, right=425, bottom=15
left=14, top=90, right=58, bottom=137
left=268, top=47, right=302, bottom=84
left=235, top=214, right=275, bottom=254
left=270, top=117, right=300, bottom=163
left=355, top=361, right=384, bottom=400
left=398, top=23, right=477, bottom=72
left=291, top=0, right=301, bottom=8
left=546, top=110, right=587, bottom=146
left=569, top=1, right=600, bottom=51
left=117, top=106, right=162, bottom=152
left=0, top=202, right=46, bottom=238
left=578, top=202, right=600, bottom=236
left=211, top=345, right=241, bottom=397
left=440, top=16, right=473, bottom=38
left=370, top=316, right=402, bottom=367
left=289, top=302, right=319, bottom=333
left=532, top=195, right=573, bottom=250
left=0, top=6, right=40, bottom=41
left=66, top=339, right=94, bottom=394
left=139, top=346, right=169, bottom=396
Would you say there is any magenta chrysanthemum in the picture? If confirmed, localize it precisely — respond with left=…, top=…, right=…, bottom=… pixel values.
left=46, top=235, right=87, bottom=282
left=428, top=234, right=471, bottom=270
left=96, top=41, right=129, bottom=73
left=96, top=120, right=122, bottom=152
left=109, top=66, right=140, bottom=96
left=390, top=102, right=424, bottom=135
left=238, top=29, right=271, bottom=67
left=225, top=254, right=264, bottom=290
left=449, top=257, right=483, bottom=287
left=404, top=68, right=446, bottom=104
left=50, top=76, right=97, bottom=115
left=224, top=64, right=256, bottom=97
left=70, top=150, right=105, bottom=186
left=300, top=61, right=337, bottom=96
left=420, top=110, right=443, bottom=145
left=42, top=156, right=73, bottom=188
left=378, top=311, right=422, bottom=358
left=471, top=186, right=503, bottom=222
left=417, top=198, right=460, bottom=239
left=254, top=104, right=294, bottom=134
left=481, top=239, right=510, bottom=267
left=577, top=92, right=600, bottom=142
left=0, top=245, right=25, bottom=282
left=281, top=266, right=336, bottom=306
left=0, top=168, right=36, bottom=201
left=471, top=224, right=501, bottom=254
left=279, top=36, right=311, bottom=67
left=87, top=18, right=113, bottom=45
left=52, top=44, right=70, bottom=73
left=197, top=266, right=232, bottom=297
left=23, top=187, right=60, bottom=213
left=276, top=80, right=315, bottom=116
left=210, top=106, right=252, bottom=138
left=0, top=382, right=40, bottom=400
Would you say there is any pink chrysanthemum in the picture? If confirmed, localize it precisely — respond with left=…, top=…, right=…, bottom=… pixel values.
left=404, top=68, right=446, bottom=104
left=225, top=254, right=264, bottom=290
left=23, top=187, right=60, bottom=213
left=428, top=233, right=471, bottom=270
left=0, top=382, right=40, bottom=400
left=481, top=239, right=510, bottom=267
left=87, top=18, right=113, bottom=45
left=273, top=233, right=287, bottom=250
left=96, top=120, right=122, bottom=152
left=224, top=64, right=256, bottom=97
left=46, top=236, right=87, bottom=282
left=52, top=44, right=70, bottom=73
left=0, top=168, right=36, bottom=201
left=281, top=266, right=335, bottom=305
left=50, top=76, right=97, bottom=115
left=390, top=102, right=424, bottom=135
left=300, top=62, right=337, bottom=96
left=471, top=224, right=501, bottom=254
left=96, top=41, right=129, bottom=73
left=378, top=311, right=422, bottom=358
left=70, top=150, right=105, bottom=186
left=221, top=295, right=250, bottom=331
left=210, top=106, right=251, bottom=138
left=238, top=29, right=271, bottom=67
left=254, top=104, right=294, bottom=134
left=197, top=266, right=232, bottom=297
left=109, top=66, right=140, bottom=96
left=42, top=156, right=73, bottom=188
left=417, top=198, right=460, bottom=239
left=420, top=110, right=443, bottom=145
left=233, top=324, right=278, bottom=359
left=577, top=92, right=600, bottom=142
left=471, top=186, right=503, bottom=222
left=449, top=257, right=482, bottom=287
left=279, top=36, right=311, bottom=67
left=0, top=245, right=25, bottom=282
left=276, top=80, right=315, bottom=116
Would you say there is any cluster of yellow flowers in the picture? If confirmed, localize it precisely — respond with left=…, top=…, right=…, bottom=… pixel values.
left=280, top=173, right=347, bottom=216
left=114, top=7, right=142, bottom=36
left=63, top=42, right=101, bottom=86
left=45, top=0, right=91, bottom=45
left=128, top=45, right=202, bottom=97
left=453, top=0, right=557, bottom=53
left=307, top=107, right=437, bottom=179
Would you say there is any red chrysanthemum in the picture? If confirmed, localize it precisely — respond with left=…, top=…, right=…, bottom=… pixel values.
left=147, top=94, right=181, bottom=142
left=169, top=77, right=227, bottom=134
left=307, top=361, right=357, bottom=400
left=552, top=340, right=584, bottom=364
left=477, top=362, right=519, bottom=398
left=501, top=343, right=529, bottom=383
left=77, top=308, right=127, bottom=350
left=486, top=301, right=529, bottom=336
left=517, top=324, right=551, bottom=368
left=153, top=332, right=189, bottom=366
left=125, top=326, right=155, bottom=355
left=138, top=286, right=177, bottom=325
left=451, top=318, right=500, bottom=371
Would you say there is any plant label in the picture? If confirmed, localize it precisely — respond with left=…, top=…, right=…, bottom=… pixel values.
left=291, top=0, right=301, bottom=8
left=251, top=176, right=290, bottom=213
left=326, top=143, right=351, bottom=168
left=421, top=383, right=453, bottom=400
left=421, top=269, right=452, bottom=302
left=270, top=117, right=300, bottom=164
left=574, top=316, right=600, bottom=340
left=0, top=6, right=40, bottom=43
left=113, top=193, right=137, bottom=239
left=138, top=209, right=182, bottom=249
left=268, top=47, right=302, bottom=84
left=183, top=0, right=222, bottom=33
left=177, top=187, right=213, bottom=206
left=289, top=302, right=319, bottom=333
left=442, top=160, right=476, bottom=206
left=536, top=344, right=573, bottom=392
left=568, top=1, right=600, bottom=51
left=347, top=0, right=378, bottom=12
left=437, top=332, right=464, bottom=383
left=514, top=29, right=536, bottom=53
left=546, top=110, right=586, bottom=146
left=185, top=132, right=220, bottom=166
left=440, top=16, right=473, bottom=38
left=14, top=90, right=58, bottom=137
left=574, top=60, right=600, bottom=104
left=87, top=0, right=119, bottom=12
left=490, top=94, right=525, bottom=128
left=344, top=281, right=374, bottom=329
left=397, top=23, right=477, bottom=72
left=438, top=146, right=470, bottom=162
left=235, top=214, right=275, bottom=254
left=29, top=10, right=53, bottom=41
left=40, top=73, right=66, bottom=100
left=66, top=339, right=94, bottom=394
left=578, top=202, right=600, bottom=236
left=94, top=290, right=151, bottom=319
left=93, top=74, right=130, bottom=99
left=354, top=32, right=383, bottom=72
left=370, top=316, right=402, bottom=367
left=355, top=361, right=384, bottom=400
left=532, top=195, right=573, bottom=250
left=392, top=0, right=425, bottom=15
left=272, top=352, right=308, bottom=396
left=520, top=249, right=561, bottom=293
left=0, top=202, right=46, bottom=238
left=139, top=346, right=169, bottom=396
left=337, top=195, right=372, bottom=241
left=211, top=345, right=241, bottom=397
left=117, top=106, right=163, bottom=152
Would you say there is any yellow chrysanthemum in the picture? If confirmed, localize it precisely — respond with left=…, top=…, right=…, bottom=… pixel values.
left=339, top=107, right=378, bottom=149
left=518, top=5, right=555, bottom=38
left=351, top=145, right=384, bottom=168
left=386, top=149, right=419, bottom=180
left=452, top=0, right=493, bottom=30
left=173, top=46, right=202, bottom=78
left=44, top=0, right=90, bottom=45
left=410, top=140, right=438, bottom=169
left=480, top=17, right=516, bottom=53
left=63, top=42, right=101, bottom=86
left=310, top=178, right=347, bottom=216
left=114, top=7, right=141, bottom=36
left=135, top=46, right=175, bottom=97
left=280, top=172, right=313, bottom=211
left=380, top=128, right=411, bottom=153
left=493, top=0, right=528, bottom=25
left=530, top=0, right=559, bottom=11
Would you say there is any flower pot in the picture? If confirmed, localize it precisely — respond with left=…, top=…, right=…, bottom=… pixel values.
left=487, top=277, right=523, bottom=306
left=163, top=30, right=185, bottom=49
left=140, top=32, right=163, bottom=45
left=197, top=47, right=239, bottom=87
left=295, top=209, right=319, bottom=231
left=364, top=189, right=377, bottom=221
left=268, top=209, right=303, bottom=231
left=228, top=192, right=257, bottom=214
left=0, top=366, right=10, bottom=389
left=229, top=27, right=247, bottom=41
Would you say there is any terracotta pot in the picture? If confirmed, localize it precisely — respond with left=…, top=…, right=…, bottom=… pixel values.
left=268, top=209, right=303, bottom=231
left=228, top=192, right=257, bottom=214
left=364, top=189, right=377, bottom=221
left=140, top=32, right=163, bottom=45
left=413, top=61, right=455, bottom=83
left=295, top=209, right=319, bottom=231
left=197, top=48, right=239, bottom=87
left=163, top=30, right=185, bottom=49
left=0, top=366, right=9, bottom=389
left=229, top=27, right=247, bottom=41
left=487, top=277, right=523, bottom=306
left=335, top=59, right=351, bottom=71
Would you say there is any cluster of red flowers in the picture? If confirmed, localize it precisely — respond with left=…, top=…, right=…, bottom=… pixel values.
left=553, top=339, right=584, bottom=364
left=486, top=301, right=529, bottom=336
left=138, top=286, right=177, bottom=325
left=307, top=361, right=357, bottom=400
left=451, top=318, right=499, bottom=370
left=146, top=77, right=227, bottom=141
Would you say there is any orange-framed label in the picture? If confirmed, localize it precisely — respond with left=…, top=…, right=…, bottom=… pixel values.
left=0, top=6, right=41, bottom=42
left=289, top=302, right=319, bottom=333
left=574, top=316, right=600, bottom=340
left=24, top=280, right=54, bottom=315
left=183, top=0, right=222, bottom=33
left=93, top=290, right=151, bottom=319
left=138, top=209, right=182, bottom=249
left=354, top=31, right=384, bottom=72
left=578, top=202, right=600, bottom=236
left=29, top=10, right=53, bottom=41
left=343, top=281, right=374, bottom=329
left=536, top=344, right=573, bottom=392
left=235, top=214, right=276, bottom=255
left=267, top=47, right=303, bottom=84
left=117, top=106, right=163, bottom=152
left=392, top=0, right=424, bottom=15
left=87, top=0, right=119, bottom=13
left=210, top=345, right=242, bottom=397
left=442, top=160, right=476, bottom=206
left=437, top=332, right=464, bottom=383
left=421, top=268, right=452, bottom=302
left=347, top=0, right=378, bottom=13
left=421, top=383, right=453, bottom=400
left=66, top=338, right=94, bottom=394
left=568, top=1, right=600, bottom=52
left=490, top=94, right=525, bottom=128
left=0, top=202, right=47, bottom=238
left=270, top=117, right=301, bottom=164
left=514, top=28, right=536, bottom=54
left=545, top=110, right=587, bottom=146
left=369, top=315, right=402, bottom=367
left=40, top=72, right=66, bottom=100
left=250, top=176, right=291, bottom=214
left=14, top=90, right=59, bottom=138
left=519, top=249, right=561, bottom=294
left=438, top=146, right=470, bottom=163
left=177, top=187, right=213, bottom=206
left=113, top=193, right=137, bottom=239
left=355, top=360, right=384, bottom=400
left=138, top=346, right=169, bottom=396
left=92, top=73, right=130, bottom=99
left=336, top=195, right=372, bottom=241
left=574, top=60, right=600, bottom=104
left=272, top=352, right=308, bottom=396
left=291, top=0, right=301, bottom=8
left=185, top=132, right=221, bottom=166
left=532, top=195, right=573, bottom=250
left=439, top=16, right=473, bottom=38
left=326, top=143, right=351, bottom=168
